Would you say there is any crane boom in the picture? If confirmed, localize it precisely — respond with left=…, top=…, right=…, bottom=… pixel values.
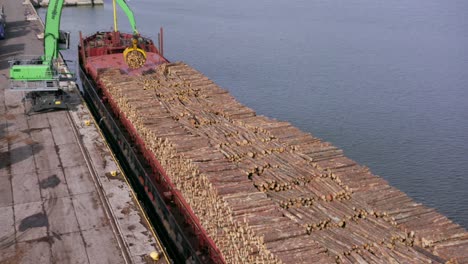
left=115, top=0, right=138, bottom=34
left=43, top=0, right=65, bottom=61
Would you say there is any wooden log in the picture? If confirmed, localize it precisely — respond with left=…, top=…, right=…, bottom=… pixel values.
left=97, top=63, right=468, bottom=264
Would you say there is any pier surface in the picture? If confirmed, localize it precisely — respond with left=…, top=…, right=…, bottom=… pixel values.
left=0, top=0, right=167, bottom=263
left=33, top=0, right=103, bottom=7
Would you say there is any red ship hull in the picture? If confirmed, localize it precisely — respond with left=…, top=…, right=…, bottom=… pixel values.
left=78, top=31, right=224, bottom=263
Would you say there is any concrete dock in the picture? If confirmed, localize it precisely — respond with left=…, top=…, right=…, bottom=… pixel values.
left=33, top=0, right=103, bottom=7
left=0, top=0, right=168, bottom=263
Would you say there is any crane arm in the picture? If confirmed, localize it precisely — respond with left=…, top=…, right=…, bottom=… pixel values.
left=43, top=0, right=137, bottom=63
left=43, top=0, right=64, bottom=62
left=115, top=0, right=138, bottom=34
left=10, top=0, right=143, bottom=83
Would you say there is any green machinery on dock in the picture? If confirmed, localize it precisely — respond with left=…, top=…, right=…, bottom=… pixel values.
left=9, top=0, right=72, bottom=111
left=9, top=0, right=145, bottom=112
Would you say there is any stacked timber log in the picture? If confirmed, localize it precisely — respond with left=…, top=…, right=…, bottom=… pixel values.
left=99, top=62, right=468, bottom=263
left=126, top=50, right=146, bottom=69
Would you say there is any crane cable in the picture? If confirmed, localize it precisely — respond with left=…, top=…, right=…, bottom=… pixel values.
left=113, top=0, right=118, bottom=32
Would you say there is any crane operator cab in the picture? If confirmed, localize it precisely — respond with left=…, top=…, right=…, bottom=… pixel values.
left=58, top=30, right=70, bottom=50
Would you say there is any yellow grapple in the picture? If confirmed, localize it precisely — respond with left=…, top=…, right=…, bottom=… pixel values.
left=123, top=38, right=147, bottom=69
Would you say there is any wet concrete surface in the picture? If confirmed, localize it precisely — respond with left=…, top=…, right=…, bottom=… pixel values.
left=0, top=0, right=167, bottom=263
left=18, top=213, right=48, bottom=232
left=38, top=174, right=61, bottom=189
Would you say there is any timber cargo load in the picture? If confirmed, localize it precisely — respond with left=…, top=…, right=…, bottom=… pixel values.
left=79, top=31, right=468, bottom=263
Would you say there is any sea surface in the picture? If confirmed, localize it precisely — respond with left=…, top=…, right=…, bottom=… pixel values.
left=39, top=0, right=468, bottom=228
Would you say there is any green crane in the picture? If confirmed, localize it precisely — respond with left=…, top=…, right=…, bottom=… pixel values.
left=115, top=0, right=138, bottom=34
left=8, top=0, right=143, bottom=111
left=9, top=0, right=69, bottom=83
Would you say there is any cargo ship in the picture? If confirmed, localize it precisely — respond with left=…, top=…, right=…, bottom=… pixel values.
left=78, top=31, right=224, bottom=263
left=79, top=31, right=468, bottom=264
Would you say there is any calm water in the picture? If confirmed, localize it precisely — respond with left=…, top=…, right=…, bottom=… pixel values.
left=40, top=0, right=468, bottom=228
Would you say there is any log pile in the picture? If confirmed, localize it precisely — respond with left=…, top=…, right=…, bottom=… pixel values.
left=99, top=62, right=468, bottom=263
left=125, top=50, right=146, bottom=69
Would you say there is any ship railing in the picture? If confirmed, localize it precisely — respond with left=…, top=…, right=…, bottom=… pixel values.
left=79, top=69, right=204, bottom=262
left=80, top=67, right=225, bottom=263
left=8, top=56, right=76, bottom=91
left=10, top=79, right=60, bottom=91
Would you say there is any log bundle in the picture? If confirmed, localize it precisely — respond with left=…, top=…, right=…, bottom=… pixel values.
left=99, top=62, right=468, bottom=263
left=125, top=50, right=146, bottom=69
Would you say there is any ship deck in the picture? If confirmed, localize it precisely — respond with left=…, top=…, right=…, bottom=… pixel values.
left=0, top=0, right=169, bottom=263
left=94, top=61, right=468, bottom=263
left=85, top=52, right=167, bottom=77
